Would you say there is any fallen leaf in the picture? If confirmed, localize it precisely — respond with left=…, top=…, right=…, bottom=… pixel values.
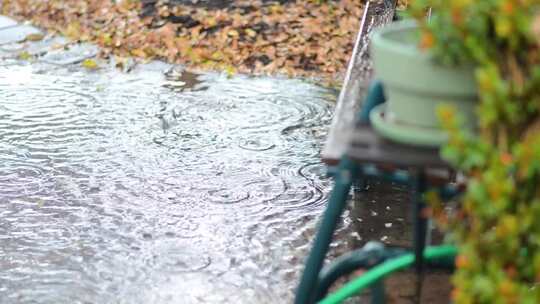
left=82, top=58, right=99, bottom=70
left=227, top=29, right=239, bottom=37
left=25, top=33, right=44, bottom=41
left=18, top=51, right=32, bottom=60
left=245, top=28, right=257, bottom=38
left=225, top=65, right=236, bottom=78
left=130, top=48, right=147, bottom=58
left=64, top=21, right=81, bottom=40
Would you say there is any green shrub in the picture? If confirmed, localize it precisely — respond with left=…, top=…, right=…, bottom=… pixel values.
left=408, top=1, right=540, bottom=303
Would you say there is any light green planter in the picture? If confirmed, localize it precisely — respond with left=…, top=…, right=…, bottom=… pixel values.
left=369, top=20, right=477, bottom=147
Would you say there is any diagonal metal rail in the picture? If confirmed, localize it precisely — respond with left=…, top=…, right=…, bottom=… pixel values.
left=295, top=2, right=398, bottom=304
left=321, top=0, right=397, bottom=165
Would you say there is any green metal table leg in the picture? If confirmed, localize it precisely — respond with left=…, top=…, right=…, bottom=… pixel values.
left=295, top=157, right=360, bottom=304
left=357, top=80, right=386, bottom=124
left=315, top=242, right=400, bottom=301
left=370, top=280, right=386, bottom=304
left=412, top=171, right=428, bottom=302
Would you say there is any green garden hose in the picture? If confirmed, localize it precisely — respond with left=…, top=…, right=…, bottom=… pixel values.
left=319, top=245, right=457, bottom=304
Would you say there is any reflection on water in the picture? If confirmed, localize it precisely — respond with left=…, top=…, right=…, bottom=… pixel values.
left=0, top=61, right=352, bottom=303
left=0, top=58, right=417, bottom=303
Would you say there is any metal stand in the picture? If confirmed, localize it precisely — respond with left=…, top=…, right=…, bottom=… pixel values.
left=295, top=81, right=460, bottom=304
left=295, top=157, right=360, bottom=304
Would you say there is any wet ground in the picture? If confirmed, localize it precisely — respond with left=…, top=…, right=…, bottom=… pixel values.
left=0, top=60, right=333, bottom=302
left=0, top=18, right=441, bottom=304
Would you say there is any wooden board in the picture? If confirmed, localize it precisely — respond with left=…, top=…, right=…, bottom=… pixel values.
left=346, top=124, right=448, bottom=169
left=321, top=0, right=397, bottom=165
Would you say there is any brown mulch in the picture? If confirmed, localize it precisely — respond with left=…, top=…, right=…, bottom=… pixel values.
left=1, top=0, right=368, bottom=84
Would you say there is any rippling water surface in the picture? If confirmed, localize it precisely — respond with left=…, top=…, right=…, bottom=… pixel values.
left=0, top=61, right=365, bottom=303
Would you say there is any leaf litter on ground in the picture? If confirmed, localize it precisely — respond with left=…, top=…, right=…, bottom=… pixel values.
left=2, top=0, right=371, bottom=85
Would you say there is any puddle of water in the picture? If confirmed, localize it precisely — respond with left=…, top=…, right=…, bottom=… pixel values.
left=0, top=56, right=421, bottom=303
left=0, top=60, right=351, bottom=303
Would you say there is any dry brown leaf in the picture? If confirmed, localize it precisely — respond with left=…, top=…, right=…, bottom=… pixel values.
left=3, top=0, right=363, bottom=84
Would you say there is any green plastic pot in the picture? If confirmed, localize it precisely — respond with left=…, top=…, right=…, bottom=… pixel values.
left=369, top=20, right=478, bottom=147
